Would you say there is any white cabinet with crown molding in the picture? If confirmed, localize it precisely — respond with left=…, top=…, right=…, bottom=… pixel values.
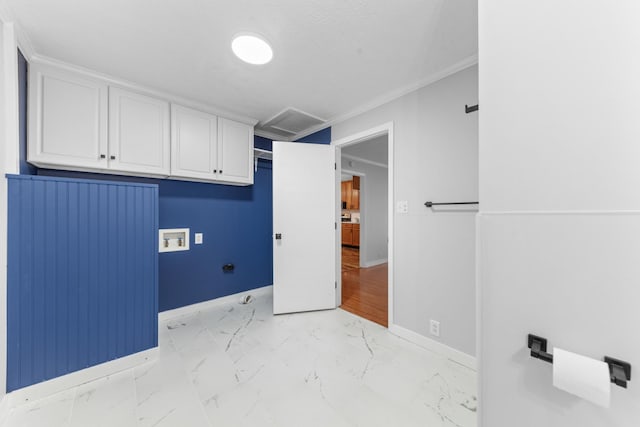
left=217, top=117, right=253, bottom=185
left=108, top=87, right=170, bottom=176
left=170, top=105, right=218, bottom=181
left=28, top=63, right=109, bottom=171
left=170, top=106, right=253, bottom=185
left=28, top=64, right=170, bottom=177
left=27, top=62, right=255, bottom=185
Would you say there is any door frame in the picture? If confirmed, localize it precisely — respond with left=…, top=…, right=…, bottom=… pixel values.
left=332, top=122, right=394, bottom=327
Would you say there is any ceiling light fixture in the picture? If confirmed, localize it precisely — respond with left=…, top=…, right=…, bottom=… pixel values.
left=231, top=33, right=273, bottom=65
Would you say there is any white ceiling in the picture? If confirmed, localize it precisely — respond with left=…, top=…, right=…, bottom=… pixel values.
left=342, top=135, right=388, bottom=166
left=4, top=0, right=478, bottom=139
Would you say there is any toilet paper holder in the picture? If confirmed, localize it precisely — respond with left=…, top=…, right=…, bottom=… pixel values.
left=527, top=334, right=632, bottom=388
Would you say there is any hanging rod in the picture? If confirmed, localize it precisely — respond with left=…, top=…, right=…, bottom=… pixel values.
left=465, top=104, right=479, bottom=114
left=424, top=201, right=479, bottom=208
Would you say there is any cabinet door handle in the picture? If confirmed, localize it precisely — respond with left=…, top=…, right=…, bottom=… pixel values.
left=100, top=154, right=106, bottom=159
left=213, top=169, right=217, bottom=173
left=110, top=155, right=116, bottom=160
left=219, top=170, right=222, bottom=174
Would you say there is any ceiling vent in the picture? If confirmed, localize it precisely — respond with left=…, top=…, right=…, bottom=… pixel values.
left=256, top=107, right=326, bottom=139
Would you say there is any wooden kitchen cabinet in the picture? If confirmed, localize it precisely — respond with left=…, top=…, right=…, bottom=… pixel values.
left=352, top=224, right=360, bottom=246
left=341, top=222, right=360, bottom=247
left=341, top=181, right=350, bottom=208
left=342, top=223, right=353, bottom=245
left=341, top=178, right=360, bottom=210
left=351, top=187, right=360, bottom=210
left=352, top=176, right=360, bottom=190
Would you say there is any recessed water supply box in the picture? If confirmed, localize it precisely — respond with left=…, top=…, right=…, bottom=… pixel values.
left=159, top=228, right=190, bottom=253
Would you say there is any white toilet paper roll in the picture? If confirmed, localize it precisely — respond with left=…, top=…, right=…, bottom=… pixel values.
left=552, top=347, right=611, bottom=408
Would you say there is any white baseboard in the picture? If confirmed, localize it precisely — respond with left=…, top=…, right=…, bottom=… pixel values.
left=362, top=258, right=388, bottom=268
left=158, top=285, right=273, bottom=322
left=7, top=347, right=157, bottom=408
left=389, top=323, right=476, bottom=370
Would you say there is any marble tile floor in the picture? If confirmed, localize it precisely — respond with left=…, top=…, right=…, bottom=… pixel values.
left=3, top=292, right=477, bottom=427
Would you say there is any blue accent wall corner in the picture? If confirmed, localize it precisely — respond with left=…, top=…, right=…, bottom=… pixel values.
left=294, top=127, right=331, bottom=145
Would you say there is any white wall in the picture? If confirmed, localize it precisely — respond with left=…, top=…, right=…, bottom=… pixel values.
left=332, top=66, right=478, bottom=356
left=342, top=154, right=388, bottom=267
left=478, top=1, right=640, bottom=426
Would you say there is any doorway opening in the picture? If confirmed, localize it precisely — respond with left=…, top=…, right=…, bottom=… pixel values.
left=334, top=124, right=392, bottom=327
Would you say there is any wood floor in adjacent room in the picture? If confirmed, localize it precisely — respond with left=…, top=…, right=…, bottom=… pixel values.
left=341, top=246, right=388, bottom=327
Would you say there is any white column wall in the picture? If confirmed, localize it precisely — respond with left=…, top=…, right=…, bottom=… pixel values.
left=478, top=1, right=640, bottom=426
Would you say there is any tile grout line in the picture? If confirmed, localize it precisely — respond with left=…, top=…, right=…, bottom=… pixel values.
left=64, top=387, right=78, bottom=427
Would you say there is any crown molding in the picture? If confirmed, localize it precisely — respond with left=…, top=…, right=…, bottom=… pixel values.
left=0, top=3, right=36, bottom=60
left=27, top=52, right=258, bottom=126
left=254, top=129, right=291, bottom=142
left=341, top=153, right=388, bottom=169
left=292, top=54, right=479, bottom=141
left=4, top=7, right=257, bottom=126
left=15, top=29, right=35, bottom=60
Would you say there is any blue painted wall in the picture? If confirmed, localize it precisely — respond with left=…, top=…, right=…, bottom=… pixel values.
left=36, top=166, right=273, bottom=312
left=7, top=175, right=158, bottom=391
left=17, top=51, right=331, bottom=313
left=18, top=52, right=274, bottom=312
left=295, top=127, right=332, bottom=144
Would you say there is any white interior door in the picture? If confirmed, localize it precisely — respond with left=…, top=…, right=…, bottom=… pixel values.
left=273, top=141, right=336, bottom=314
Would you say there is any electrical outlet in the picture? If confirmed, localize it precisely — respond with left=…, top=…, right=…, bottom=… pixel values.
left=396, top=200, right=409, bottom=214
left=430, top=319, right=440, bottom=337
left=194, top=233, right=203, bottom=244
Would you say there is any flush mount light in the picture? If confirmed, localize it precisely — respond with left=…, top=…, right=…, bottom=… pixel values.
left=231, top=34, right=273, bottom=65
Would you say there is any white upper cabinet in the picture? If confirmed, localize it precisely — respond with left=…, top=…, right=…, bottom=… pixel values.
left=109, top=88, right=170, bottom=176
left=170, top=108, right=254, bottom=185
left=171, top=105, right=218, bottom=180
left=27, top=62, right=255, bottom=185
left=28, top=64, right=108, bottom=169
left=218, top=117, right=253, bottom=185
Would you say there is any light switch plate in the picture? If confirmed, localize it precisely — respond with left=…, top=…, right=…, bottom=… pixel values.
left=194, top=233, right=203, bottom=244
left=396, top=200, right=409, bottom=214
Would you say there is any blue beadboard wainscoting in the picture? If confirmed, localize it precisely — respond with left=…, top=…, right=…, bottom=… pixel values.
left=6, top=175, right=159, bottom=392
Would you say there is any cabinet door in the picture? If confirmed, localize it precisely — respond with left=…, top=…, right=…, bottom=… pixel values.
left=28, top=64, right=108, bottom=169
left=352, top=176, right=360, bottom=190
left=352, top=224, right=360, bottom=247
left=342, top=223, right=353, bottom=245
left=171, top=105, right=218, bottom=180
left=344, top=181, right=353, bottom=209
left=109, top=87, right=170, bottom=176
left=352, top=187, right=360, bottom=210
left=218, top=118, right=253, bottom=185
